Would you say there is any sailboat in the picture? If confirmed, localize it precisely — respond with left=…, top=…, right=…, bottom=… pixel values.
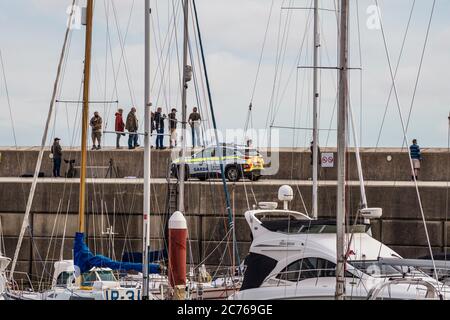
left=0, top=217, right=8, bottom=299
left=5, top=0, right=238, bottom=301
left=231, top=0, right=450, bottom=300
left=143, top=0, right=242, bottom=300
left=6, top=0, right=161, bottom=301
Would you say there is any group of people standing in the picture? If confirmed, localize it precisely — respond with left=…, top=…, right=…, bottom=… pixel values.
left=115, top=107, right=140, bottom=150
left=49, top=106, right=203, bottom=177
left=115, top=106, right=202, bottom=150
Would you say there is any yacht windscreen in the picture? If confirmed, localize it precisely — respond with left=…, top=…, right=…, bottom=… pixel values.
left=97, top=270, right=117, bottom=282
left=56, top=271, right=74, bottom=287
left=349, top=260, right=416, bottom=278
left=262, top=219, right=368, bottom=234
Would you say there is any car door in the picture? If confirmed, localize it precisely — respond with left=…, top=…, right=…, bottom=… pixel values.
left=207, top=147, right=225, bottom=175
left=191, top=148, right=212, bottom=176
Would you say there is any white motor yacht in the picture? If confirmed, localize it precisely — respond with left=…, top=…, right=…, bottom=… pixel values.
left=230, top=188, right=450, bottom=300
left=0, top=256, right=10, bottom=300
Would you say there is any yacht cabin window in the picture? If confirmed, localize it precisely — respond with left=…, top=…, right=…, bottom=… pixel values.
left=81, top=271, right=97, bottom=287
left=97, top=270, right=117, bottom=282
left=56, top=271, right=74, bottom=287
left=277, top=258, right=354, bottom=282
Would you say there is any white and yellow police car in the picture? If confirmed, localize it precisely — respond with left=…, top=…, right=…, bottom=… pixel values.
left=171, top=145, right=264, bottom=182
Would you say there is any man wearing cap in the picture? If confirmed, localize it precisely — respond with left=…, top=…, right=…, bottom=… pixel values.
left=51, top=138, right=63, bottom=177
left=90, top=111, right=103, bottom=150
left=168, top=108, right=177, bottom=148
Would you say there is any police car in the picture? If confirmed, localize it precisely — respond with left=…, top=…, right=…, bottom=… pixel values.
left=171, top=144, right=264, bottom=182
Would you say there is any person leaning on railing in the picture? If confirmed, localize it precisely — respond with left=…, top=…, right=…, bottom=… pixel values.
left=409, top=139, right=423, bottom=181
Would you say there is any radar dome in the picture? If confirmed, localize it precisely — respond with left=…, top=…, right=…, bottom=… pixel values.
left=278, top=185, right=294, bottom=202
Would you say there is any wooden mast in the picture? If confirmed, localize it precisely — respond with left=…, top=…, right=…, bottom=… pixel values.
left=78, top=0, right=94, bottom=233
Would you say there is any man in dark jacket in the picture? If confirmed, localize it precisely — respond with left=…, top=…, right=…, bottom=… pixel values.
left=115, top=108, right=125, bottom=149
left=154, top=107, right=166, bottom=150
left=310, top=141, right=321, bottom=166
left=51, top=138, right=63, bottom=177
left=126, top=107, right=139, bottom=149
left=150, top=111, right=156, bottom=148
left=168, top=108, right=177, bottom=148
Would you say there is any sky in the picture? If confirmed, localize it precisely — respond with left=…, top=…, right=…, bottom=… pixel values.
left=0, top=0, right=450, bottom=148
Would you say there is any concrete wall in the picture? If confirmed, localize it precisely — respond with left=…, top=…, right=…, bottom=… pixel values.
left=1, top=179, right=449, bottom=285
left=1, top=147, right=449, bottom=181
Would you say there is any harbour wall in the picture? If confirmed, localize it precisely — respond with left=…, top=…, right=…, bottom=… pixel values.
left=0, top=148, right=449, bottom=284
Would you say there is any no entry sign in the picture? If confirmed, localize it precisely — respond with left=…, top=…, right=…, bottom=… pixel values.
left=321, top=153, right=334, bottom=168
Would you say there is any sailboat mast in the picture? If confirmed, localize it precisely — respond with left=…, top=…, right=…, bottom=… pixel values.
left=336, top=0, right=349, bottom=300
left=78, top=0, right=94, bottom=233
left=178, top=0, right=189, bottom=213
left=142, top=0, right=152, bottom=300
left=312, top=0, right=319, bottom=220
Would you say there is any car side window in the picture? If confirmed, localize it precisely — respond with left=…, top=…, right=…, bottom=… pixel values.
left=224, top=148, right=237, bottom=156
left=193, top=151, right=203, bottom=159
left=199, top=148, right=214, bottom=158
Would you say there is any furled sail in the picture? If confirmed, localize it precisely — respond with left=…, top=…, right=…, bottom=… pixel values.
left=74, top=233, right=160, bottom=274
left=122, top=249, right=168, bottom=264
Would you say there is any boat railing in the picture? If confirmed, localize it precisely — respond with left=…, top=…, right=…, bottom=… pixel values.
left=366, top=278, right=444, bottom=300
left=6, top=271, right=35, bottom=295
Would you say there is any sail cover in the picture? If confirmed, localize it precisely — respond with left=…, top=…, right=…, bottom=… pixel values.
left=122, top=249, right=168, bottom=264
left=74, top=232, right=160, bottom=274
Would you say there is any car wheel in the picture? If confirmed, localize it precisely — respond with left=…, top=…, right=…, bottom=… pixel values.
left=225, top=166, right=240, bottom=182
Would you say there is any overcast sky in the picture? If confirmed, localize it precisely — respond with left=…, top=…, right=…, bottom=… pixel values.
left=0, top=0, right=449, bottom=148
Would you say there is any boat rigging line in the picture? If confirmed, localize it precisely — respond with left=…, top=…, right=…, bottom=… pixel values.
left=192, top=0, right=242, bottom=273
left=9, top=0, right=78, bottom=280
left=374, top=0, right=440, bottom=285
